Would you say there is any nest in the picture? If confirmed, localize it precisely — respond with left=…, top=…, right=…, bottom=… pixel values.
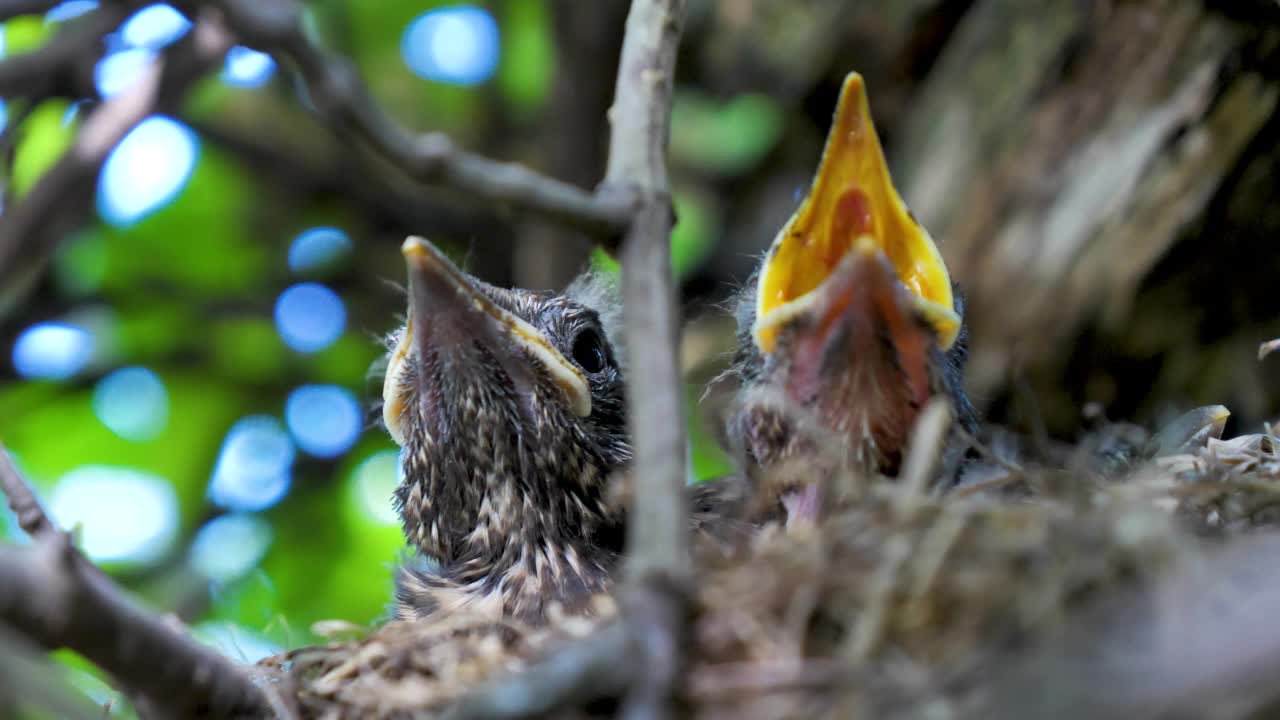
left=254, top=427, right=1280, bottom=719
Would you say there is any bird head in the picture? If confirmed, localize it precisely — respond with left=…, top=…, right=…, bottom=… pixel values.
left=736, top=73, right=972, bottom=479
left=382, top=238, right=630, bottom=573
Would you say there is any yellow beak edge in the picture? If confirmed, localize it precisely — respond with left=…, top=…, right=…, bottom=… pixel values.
left=752, top=73, right=959, bottom=354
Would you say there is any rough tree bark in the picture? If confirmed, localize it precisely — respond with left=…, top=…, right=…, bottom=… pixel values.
left=892, top=0, right=1280, bottom=432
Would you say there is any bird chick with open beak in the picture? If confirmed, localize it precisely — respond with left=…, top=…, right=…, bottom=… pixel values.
left=728, top=73, right=976, bottom=523
left=382, top=237, right=630, bottom=623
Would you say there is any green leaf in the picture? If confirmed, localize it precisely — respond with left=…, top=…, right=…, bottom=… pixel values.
left=0, top=374, right=246, bottom=528
left=686, top=383, right=732, bottom=482
left=302, top=334, right=381, bottom=387
left=671, top=91, right=784, bottom=174
left=96, top=144, right=264, bottom=296
left=588, top=190, right=719, bottom=282
left=12, top=100, right=75, bottom=197
left=53, top=229, right=108, bottom=297
left=670, top=187, right=719, bottom=280
left=5, top=16, right=55, bottom=55
left=210, top=317, right=290, bottom=384
left=498, top=0, right=554, bottom=116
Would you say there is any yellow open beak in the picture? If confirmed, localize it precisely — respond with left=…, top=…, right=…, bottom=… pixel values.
left=752, top=72, right=958, bottom=354
left=383, top=237, right=592, bottom=445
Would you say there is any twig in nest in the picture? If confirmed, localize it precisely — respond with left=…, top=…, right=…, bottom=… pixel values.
left=849, top=399, right=953, bottom=661
left=439, top=620, right=634, bottom=720
left=685, top=659, right=848, bottom=700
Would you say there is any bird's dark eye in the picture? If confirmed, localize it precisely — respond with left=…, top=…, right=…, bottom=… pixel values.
left=571, top=328, right=610, bottom=374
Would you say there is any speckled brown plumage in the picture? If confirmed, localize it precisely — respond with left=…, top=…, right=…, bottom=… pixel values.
left=383, top=239, right=631, bottom=624
left=719, top=74, right=979, bottom=520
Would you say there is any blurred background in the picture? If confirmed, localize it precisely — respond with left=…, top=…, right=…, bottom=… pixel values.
left=1, top=0, right=1278, bottom=701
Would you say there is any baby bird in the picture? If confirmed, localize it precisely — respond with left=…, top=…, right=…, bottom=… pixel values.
left=726, top=73, right=976, bottom=522
left=382, top=237, right=631, bottom=623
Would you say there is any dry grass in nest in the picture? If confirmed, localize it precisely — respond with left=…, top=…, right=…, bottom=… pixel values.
left=254, top=424, right=1280, bottom=719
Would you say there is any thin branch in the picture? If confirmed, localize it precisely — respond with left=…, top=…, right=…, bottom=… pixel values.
left=0, top=622, right=107, bottom=720
left=191, top=118, right=512, bottom=245
left=0, top=12, right=272, bottom=715
left=211, top=0, right=631, bottom=237
left=601, top=0, right=681, bottom=195
left=0, top=537, right=269, bottom=717
left=0, top=4, right=127, bottom=99
left=0, top=441, right=55, bottom=538
left=438, top=2, right=690, bottom=717
left=0, top=10, right=232, bottom=291
left=606, top=0, right=690, bottom=590
left=602, top=1, right=690, bottom=719
left=0, top=445, right=269, bottom=715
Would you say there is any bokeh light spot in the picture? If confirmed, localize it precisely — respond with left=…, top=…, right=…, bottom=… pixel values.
left=49, top=466, right=178, bottom=565
left=92, top=366, right=168, bottom=441
left=189, top=514, right=273, bottom=582
left=288, top=226, right=352, bottom=276
left=401, top=6, right=500, bottom=86
left=98, top=116, right=199, bottom=227
left=45, top=0, right=97, bottom=23
left=208, top=416, right=295, bottom=512
left=351, top=449, right=402, bottom=525
left=285, top=385, right=362, bottom=458
left=222, top=46, right=276, bottom=88
left=274, top=283, right=345, bottom=353
left=120, top=4, right=190, bottom=49
left=12, top=322, right=94, bottom=380
left=94, top=47, right=156, bottom=98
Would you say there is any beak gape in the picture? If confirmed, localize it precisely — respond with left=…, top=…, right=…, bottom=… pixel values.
left=383, top=237, right=592, bottom=446
left=752, top=73, right=958, bottom=358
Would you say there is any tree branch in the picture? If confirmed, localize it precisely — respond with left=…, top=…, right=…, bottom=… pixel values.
left=0, top=10, right=233, bottom=294
left=210, top=0, right=632, bottom=238
left=0, top=442, right=55, bottom=538
left=0, top=2, right=136, bottom=99
left=442, top=2, right=692, bottom=718
left=0, top=439, right=270, bottom=715
left=602, top=2, right=690, bottom=718
left=606, top=0, right=689, bottom=588
left=191, top=118, right=513, bottom=246
left=0, top=14, right=274, bottom=715
left=0, top=537, right=269, bottom=717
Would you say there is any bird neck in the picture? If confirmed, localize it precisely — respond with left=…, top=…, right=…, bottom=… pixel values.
left=395, top=439, right=626, bottom=619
